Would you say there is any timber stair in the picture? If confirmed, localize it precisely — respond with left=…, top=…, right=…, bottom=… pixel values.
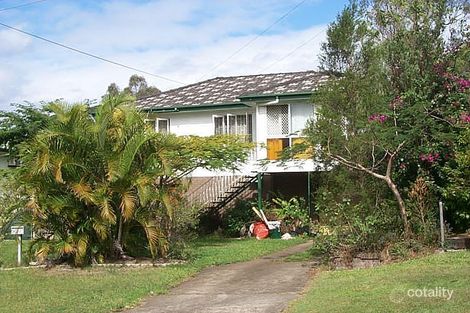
left=207, top=175, right=257, bottom=213
left=186, top=174, right=258, bottom=213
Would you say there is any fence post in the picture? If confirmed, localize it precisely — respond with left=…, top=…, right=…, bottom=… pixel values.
left=439, top=201, right=445, bottom=249
left=17, top=234, right=22, bottom=266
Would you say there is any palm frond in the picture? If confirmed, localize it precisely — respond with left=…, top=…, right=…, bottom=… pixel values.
left=54, top=158, right=64, bottom=183
left=92, top=221, right=108, bottom=240
left=161, top=191, right=174, bottom=221
left=35, top=242, right=51, bottom=263
left=71, top=180, right=93, bottom=203
left=111, top=132, right=151, bottom=181
left=76, top=235, right=88, bottom=261
left=56, top=240, right=74, bottom=255
left=140, top=221, right=168, bottom=259
left=120, top=190, right=137, bottom=221
left=99, top=198, right=116, bottom=224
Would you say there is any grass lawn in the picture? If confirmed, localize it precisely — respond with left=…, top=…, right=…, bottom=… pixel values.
left=287, top=250, right=470, bottom=313
left=0, top=239, right=31, bottom=267
left=0, top=236, right=304, bottom=313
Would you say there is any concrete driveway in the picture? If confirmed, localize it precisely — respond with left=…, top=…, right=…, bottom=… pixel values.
left=126, top=241, right=314, bottom=313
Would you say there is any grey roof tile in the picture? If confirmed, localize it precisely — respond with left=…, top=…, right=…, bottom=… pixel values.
left=137, top=70, right=328, bottom=110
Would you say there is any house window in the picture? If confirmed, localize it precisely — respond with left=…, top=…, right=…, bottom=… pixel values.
left=214, top=116, right=226, bottom=135
left=291, top=103, right=314, bottom=134
left=267, top=105, right=289, bottom=136
left=213, top=114, right=252, bottom=141
left=145, top=119, right=170, bottom=133
left=157, top=118, right=170, bottom=134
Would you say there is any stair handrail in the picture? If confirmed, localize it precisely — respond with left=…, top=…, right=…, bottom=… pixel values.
left=186, top=175, right=251, bottom=207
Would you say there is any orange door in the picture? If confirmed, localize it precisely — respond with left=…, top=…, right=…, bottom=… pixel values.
left=267, top=138, right=288, bottom=160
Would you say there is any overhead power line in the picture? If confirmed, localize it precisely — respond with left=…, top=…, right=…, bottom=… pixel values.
left=260, top=27, right=325, bottom=72
left=0, top=0, right=48, bottom=13
left=0, top=21, right=185, bottom=85
left=199, top=0, right=308, bottom=80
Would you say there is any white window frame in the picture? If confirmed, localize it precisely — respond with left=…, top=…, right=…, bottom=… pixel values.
left=156, top=118, right=170, bottom=133
left=212, top=113, right=252, bottom=138
left=290, top=103, right=314, bottom=138
left=266, top=104, right=291, bottom=139
left=288, top=103, right=292, bottom=135
left=213, top=115, right=226, bottom=135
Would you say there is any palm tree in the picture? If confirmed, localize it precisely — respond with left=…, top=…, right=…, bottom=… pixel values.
left=19, top=95, right=176, bottom=265
left=19, top=95, right=253, bottom=266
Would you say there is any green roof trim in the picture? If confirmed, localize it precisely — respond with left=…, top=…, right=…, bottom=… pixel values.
left=238, top=91, right=313, bottom=102
left=142, top=102, right=250, bottom=113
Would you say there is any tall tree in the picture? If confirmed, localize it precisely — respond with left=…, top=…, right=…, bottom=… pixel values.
left=319, top=1, right=367, bottom=73
left=106, top=83, right=120, bottom=98
left=104, top=75, right=161, bottom=99
left=0, top=103, right=51, bottom=158
left=308, top=0, right=469, bottom=238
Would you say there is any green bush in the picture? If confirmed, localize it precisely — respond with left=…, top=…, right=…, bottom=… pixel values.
left=0, top=169, right=29, bottom=241
left=272, top=197, right=310, bottom=234
left=388, top=239, right=427, bottom=259
left=168, top=204, right=201, bottom=259
left=311, top=168, right=405, bottom=260
left=310, top=232, right=339, bottom=263
left=222, top=199, right=257, bottom=237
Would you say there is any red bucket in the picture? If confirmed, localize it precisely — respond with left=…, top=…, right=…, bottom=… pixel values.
left=253, top=221, right=269, bottom=240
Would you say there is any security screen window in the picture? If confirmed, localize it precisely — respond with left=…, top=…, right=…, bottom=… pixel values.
left=267, top=104, right=289, bottom=136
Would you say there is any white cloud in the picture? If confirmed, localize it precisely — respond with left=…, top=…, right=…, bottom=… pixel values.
left=0, top=28, right=31, bottom=55
left=0, top=0, right=328, bottom=110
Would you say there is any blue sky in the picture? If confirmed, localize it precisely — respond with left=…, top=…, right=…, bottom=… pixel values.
left=0, top=0, right=348, bottom=110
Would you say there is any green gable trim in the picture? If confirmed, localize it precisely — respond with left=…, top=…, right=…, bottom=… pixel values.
left=238, top=91, right=313, bottom=102
left=142, top=102, right=250, bottom=113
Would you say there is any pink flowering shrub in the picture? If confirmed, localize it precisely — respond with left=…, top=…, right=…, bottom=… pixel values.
left=457, top=78, right=470, bottom=91
left=419, top=153, right=440, bottom=164
left=368, top=114, right=388, bottom=123
left=441, top=71, right=470, bottom=92
left=460, top=112, right=470, bottom=123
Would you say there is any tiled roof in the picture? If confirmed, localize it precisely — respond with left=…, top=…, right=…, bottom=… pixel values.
left=137, top=70, right=329, bottom=110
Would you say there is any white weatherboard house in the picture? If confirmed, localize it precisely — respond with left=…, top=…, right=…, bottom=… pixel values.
left=137, top=70, right=328, bottom=218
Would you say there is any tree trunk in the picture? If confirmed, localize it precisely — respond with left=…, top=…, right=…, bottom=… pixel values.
left=113, top=216, right=133, bottom=260
left=386, top=177, right=412, bottom=239
left=117, top=216, right=123, bottom=245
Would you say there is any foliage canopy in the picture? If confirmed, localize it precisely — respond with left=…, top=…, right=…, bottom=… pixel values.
left=307, top=0, right=470, bottom=240
left=18, top=95, right=252, bottom=266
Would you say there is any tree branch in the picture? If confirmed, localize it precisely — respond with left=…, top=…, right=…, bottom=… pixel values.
left=329, top=153, right=386, bottom=180
left=386, top=141, right=406, bottom=177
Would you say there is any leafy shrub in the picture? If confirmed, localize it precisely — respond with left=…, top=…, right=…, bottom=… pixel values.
left=272, top=197, right=310, bottom=234
left=167, top=204, right=201, bottom=259
left=0, top=169, right=29, bottom=241
left=311, top=169, right=405, bottom=260
left=222, top=199, right=257, bottom=237
left=388, top=239, right=428, bottom=259
left=310, top=232, right=339, bottom=263
left=407, top=176, right=439, bottom=245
